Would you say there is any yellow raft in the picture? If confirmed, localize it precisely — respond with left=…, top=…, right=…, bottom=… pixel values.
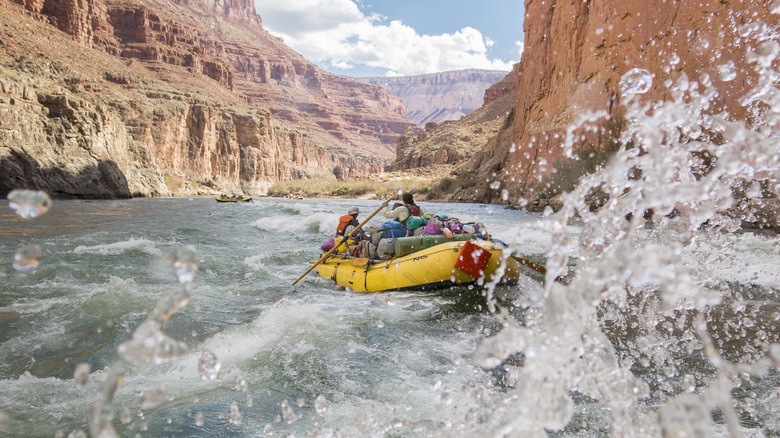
left=216, top=196, right=252, bottom=202
left=314, top=240, right=521, bottom=292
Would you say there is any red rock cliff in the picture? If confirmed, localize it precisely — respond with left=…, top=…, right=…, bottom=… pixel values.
left=477, top=0, right=778, bottom=204
left=0, top=0, right=411, bottom=197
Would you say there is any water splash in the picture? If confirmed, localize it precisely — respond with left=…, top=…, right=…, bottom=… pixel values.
left=89, top=365, right=124, bottom=438
left=12, top=244, right=43, bottom=272
left=171, top=245, right=200, bottom=285
left=198, top=350, right=221, bottom=381
left=74, top=363, right=91, bottom=389
left=7, top=189, right=52, bottom=219
left=117, top=320, right=188, bottom=365
left=719, top=61, right=738, bottom=82
left=281, top=399, right=301, bottom=424
left=228, top=402, right=242, bottom=425
left=479, top=15, right=780, bottom=437
left=138, top=386, right=169, bottom=410
left=314, top=394, right=329, bottom=415
left=619, top=68, right=654, bottom=101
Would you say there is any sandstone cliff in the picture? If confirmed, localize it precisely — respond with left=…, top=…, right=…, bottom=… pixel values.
left=358, top=69, right=508, bottom=127
left=393, top=64, right=519, bottom=172
left=398, top=1, right=777, bottom=209
left=492, top=0, right=778, bottom=204
left=0, top=0, right=412, bottom=198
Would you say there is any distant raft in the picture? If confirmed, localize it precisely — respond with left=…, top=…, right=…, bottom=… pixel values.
left=215, top=196, right=252, bottom=202
left=314, top=239, right=520, bottom=292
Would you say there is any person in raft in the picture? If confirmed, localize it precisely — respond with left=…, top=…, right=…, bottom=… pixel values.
left=336, top=206, right=362, bottom=239
left=381, top=192, right=423, bottom=225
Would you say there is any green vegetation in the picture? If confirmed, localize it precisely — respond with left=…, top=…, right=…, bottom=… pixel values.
left=267, top=172, right=450, bottom=200
left=1, top=69, right=20, bottom=82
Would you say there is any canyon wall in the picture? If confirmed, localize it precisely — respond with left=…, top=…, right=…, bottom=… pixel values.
left=395, top=1, right=777, bottom=208
left=358, top=69, right=509, bottom=127
left=0, top=0, right=412, bottom=198
left=393, top=65, right=519, bottom=171
left=492, top=0, right=779, bottom=204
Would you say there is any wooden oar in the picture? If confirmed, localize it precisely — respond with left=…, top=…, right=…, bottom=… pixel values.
left=291, top=202, right=386, bottom=286
left=510, top=255, right=547, bottom=276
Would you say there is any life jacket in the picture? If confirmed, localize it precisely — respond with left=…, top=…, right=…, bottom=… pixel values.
left=400, top=204, right=421, bottom=226
left=336, top=214, right=358, bottom=236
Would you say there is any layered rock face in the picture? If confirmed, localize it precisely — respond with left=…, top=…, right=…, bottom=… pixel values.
left=393, top=65, right=519, bottom=171
left=358, top=69, right=508, bottom=126
left=493, top=0, right=778, bottom=202
left=395, top=2, right=777, bottom=208
left=0, top=0, right=412, bottom=198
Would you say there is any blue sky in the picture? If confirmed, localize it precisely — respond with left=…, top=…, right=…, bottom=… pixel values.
left=254, top=0, right=525, bottom=77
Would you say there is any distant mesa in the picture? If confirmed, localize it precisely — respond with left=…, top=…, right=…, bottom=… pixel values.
left=356, top=69, right=509, bottom=127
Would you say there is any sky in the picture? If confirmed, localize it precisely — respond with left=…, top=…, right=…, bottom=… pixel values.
left=253, top=0, right=525, bottom=77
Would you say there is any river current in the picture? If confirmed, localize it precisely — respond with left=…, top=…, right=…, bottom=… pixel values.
left=0, top=196, right=777, bottom=437
left=0, top=198, right=550, bottom=437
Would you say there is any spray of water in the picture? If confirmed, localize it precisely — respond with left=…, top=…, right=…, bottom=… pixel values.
left=88, top=246, right=202, bottom=436
left=476, top=15, right=780, bottom=437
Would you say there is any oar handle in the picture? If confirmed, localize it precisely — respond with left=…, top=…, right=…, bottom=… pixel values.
left=291, top=202, right=386, bottom=286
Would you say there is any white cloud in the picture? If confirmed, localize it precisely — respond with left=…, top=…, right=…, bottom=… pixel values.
left=516, top=40, right=525, bottom=59
left=255, top=0, right=515, bottom=76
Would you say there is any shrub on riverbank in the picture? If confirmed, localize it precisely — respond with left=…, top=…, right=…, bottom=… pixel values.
left=267, top=166, right=452, bottom=200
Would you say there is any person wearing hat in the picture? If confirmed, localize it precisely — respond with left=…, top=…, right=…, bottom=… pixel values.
left=381, top=192, right=423, bottom=224
left=336, top=206, right=361, bottom=238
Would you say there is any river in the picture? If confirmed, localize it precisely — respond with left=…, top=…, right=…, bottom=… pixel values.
left=0, top=196, right=777, bottom=437
left=0, top=198, right=548, bottom=437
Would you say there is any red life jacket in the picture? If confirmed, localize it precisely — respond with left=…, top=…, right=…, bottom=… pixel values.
left=399, top=204, right=420, bottom=227
left=336, top=214, right=358, bottom=235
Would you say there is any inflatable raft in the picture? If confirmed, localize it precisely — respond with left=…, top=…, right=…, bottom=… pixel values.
left=314, top=239, right=520, bottom=292
left=215, top=196, right=252, bottom=202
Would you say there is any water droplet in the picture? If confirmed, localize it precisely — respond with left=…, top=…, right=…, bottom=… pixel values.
left=281, top=399, right=300, bottom=424
left=151, top=287, right=190, bottom=326
left=501, top=189, right=509, bottom=201
left=11, top=244, right=41, bottom=273
left=228, top=402, right=242, bottom=425
left=620, top=68, right=654, bottom=99
left=233, top=377, right=248, bottom=392
left=669, top=53, right=680, bottom=66
left=74, top=362, right=91, bottom=388
left=118, top=320, right=187, bottom=365
left=194, top=412, right=204, bottom=427
left=171, top=246, right=200, bottom=284
left=314, top=395, right=329, bottom=415
left=296, top=398, right=306, bottom=408
left=119, top=408, right=132, bottom=424
left=198, top=350, right=221, bottom=381
left=718, top=61, right=737, bottom=81
left=263, top=424, right=275, bottom=435
left=7, top=189, right=52, bottom=219
left=376, top=319, right=385, bottom=328
left=138, top=387, right=168, bottom=410
left=0, top=411, right=11, bottom=432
